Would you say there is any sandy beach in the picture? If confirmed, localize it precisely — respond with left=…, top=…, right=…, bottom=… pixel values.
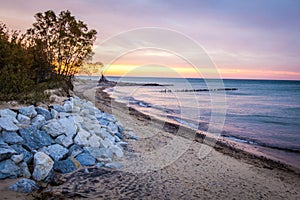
left=39, top=78, right=299, bottom=199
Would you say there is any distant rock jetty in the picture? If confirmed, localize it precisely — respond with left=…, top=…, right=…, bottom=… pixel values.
left=160, top=88, right=238, bottom=93
left=0, top=96, right=138, bottom=193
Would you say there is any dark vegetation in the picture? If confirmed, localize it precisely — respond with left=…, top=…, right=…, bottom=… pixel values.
left=0, top=10, right=97, bottom=103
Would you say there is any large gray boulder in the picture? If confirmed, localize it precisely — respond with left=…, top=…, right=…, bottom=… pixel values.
left=0, top=159, right=21, bottom=179
left=55, top=134, right=74, bottom=148
left=40, top=144, right=68, bottom=161
left=84, top=147, right=113, bottom=161
left=53, top=104, right=65, bottom=112
left=31, top=115, right=46, bottom=128
left=0, top=131, right=23, bottom=144
left=53, top=158, right=77, bottom=173
left=41, top=120, right=64, bottom=137
left=0, top=109, right=17, bottom=118
left=19, top=105, right=37, bottom=118
left=68, top=145, right=83, bottom=157
left=11, top=154, right=24, bottom=164
left=0, top=117, right=19, bottom=132
left=96, top=128, right=115, bottom=143
left=19, top=125, right=54, bottom=151
left=75, top=152, right=96, bottom=166
left=74, top=128, right=91, bottom=146
left=32, top=152, right=54, bottom=181
left=36, top=107, right=51, bottom=121
left=9, top=178, right=39, bottom=193
left=0, top=142, right=17, bottom=161
left=59, top=117, right=77, bottom=137
left=50, top=109, right=59, bottom=119
left=20, top=162, right=31, bottom=178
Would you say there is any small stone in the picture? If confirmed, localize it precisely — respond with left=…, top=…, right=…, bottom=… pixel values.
left=0, top=117, right=19, bottom=132
left=32, top=152, right=54, bottom=181
left=98, top=118, right=110, bottom=126
left=0, top=131, right=23, bottom=144
left=19, top=105, right=37, bottom=118
left=107, top=122, right=118, bottom=134
left=9, top=178, right=39, bottom=193
left=0, top=159, right=21, bottom=179
left=105, top=162, right=123, bottom=170
left=36, top=107, right=51, bottom=121
left=53, top=158, right=77, bottom=173
left=17, top=114, right=31, bottom=125
left=40, top=144, right=68, bottom=161
left=0, top=142, right=17, bottom=161
left=11, top=154, right=24, bottom=164
left=75, top=152, right=96, bottom=166
left=114, top=135, right=121, bottom=143
left=115, top=132, right=124, bottom=140
left=50, top=109, right=59, bottom=119
left=96, top=162, right=104, bottom=168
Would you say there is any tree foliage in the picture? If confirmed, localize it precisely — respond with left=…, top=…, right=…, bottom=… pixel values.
left=26, top=10, right=97, bottom=77
left=0, top=10, right=97, bottom=102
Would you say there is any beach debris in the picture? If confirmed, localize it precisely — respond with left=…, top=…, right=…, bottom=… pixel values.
left=9, top=178, right=39, bottom=193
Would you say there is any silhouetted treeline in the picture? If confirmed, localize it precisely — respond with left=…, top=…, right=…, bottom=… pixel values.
left=0, top=10, right=97, bottom=103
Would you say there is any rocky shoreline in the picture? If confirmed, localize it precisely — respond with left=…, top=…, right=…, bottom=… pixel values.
left=0, top=95, right=138, bottom=194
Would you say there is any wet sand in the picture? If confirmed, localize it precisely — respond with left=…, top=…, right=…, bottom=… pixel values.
left=43, top=79, right=300, bottom=199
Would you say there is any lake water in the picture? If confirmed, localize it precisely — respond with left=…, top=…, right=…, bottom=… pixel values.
left=80, top=76, right=300, bottom=167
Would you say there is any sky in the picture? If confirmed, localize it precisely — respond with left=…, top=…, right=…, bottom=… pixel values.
left=0, top=0, right=299, bottom=80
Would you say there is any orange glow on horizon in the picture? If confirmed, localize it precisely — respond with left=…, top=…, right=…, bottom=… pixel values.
left=93, top=64, right=300, bottom=80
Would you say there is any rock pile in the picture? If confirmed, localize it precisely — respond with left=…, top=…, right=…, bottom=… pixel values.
left=0, top=96, right=136, bottom=191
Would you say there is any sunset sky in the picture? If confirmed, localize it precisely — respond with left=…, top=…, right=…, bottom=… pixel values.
left=0, top=0, right=299, bottom=80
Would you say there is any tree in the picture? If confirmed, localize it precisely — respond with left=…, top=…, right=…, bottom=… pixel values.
left=26, top=10, right=97, bottom=78
left=78, top=61, right=104, bottom=76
